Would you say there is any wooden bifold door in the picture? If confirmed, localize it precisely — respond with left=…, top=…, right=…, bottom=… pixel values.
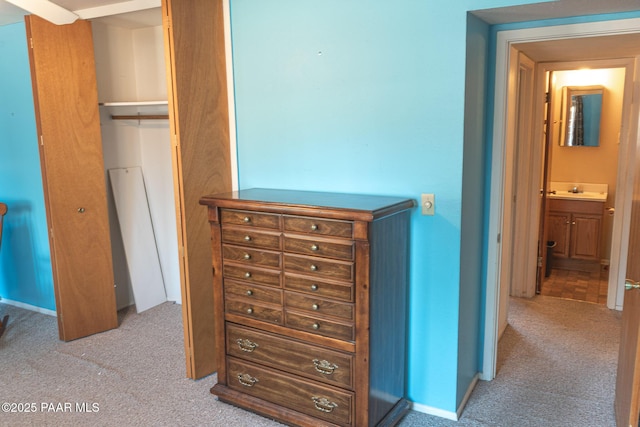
left=25, top=0, right=232, bottom=382
left=25, top=15, right=118, bottom=341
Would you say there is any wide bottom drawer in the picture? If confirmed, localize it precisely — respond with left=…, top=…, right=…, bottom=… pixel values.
left=227, top=323, right=353, bottom=389
left=227, top=357, right=353, bottom=426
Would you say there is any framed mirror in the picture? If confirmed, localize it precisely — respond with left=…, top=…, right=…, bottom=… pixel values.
left=559, top=85, right=604, bottom=147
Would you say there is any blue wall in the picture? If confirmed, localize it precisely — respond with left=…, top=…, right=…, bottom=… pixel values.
left=228, top=0, right=549, bottom=412
left=0, top=22, right=54, bottom=311
left=4, top=0, right=640, bottom=416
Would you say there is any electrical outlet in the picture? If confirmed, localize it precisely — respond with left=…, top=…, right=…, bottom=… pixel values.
left=421, top=193, right=435, bottom=215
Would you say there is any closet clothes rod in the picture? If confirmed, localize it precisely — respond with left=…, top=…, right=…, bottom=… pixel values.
left=111, top=114, right=169, bottom=120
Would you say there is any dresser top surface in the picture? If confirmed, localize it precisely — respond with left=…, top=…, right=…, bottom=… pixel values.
left=200, top=188, right=415, bottom=220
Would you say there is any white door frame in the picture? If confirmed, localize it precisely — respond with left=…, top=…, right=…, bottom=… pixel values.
left=483, top=17, right=640, bottom=381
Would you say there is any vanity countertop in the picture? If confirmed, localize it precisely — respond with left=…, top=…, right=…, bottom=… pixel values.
left=548, top=181, right=608, bottom=202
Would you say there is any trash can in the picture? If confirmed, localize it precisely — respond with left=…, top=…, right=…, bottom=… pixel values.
left=545, top=241, right=556, bottom=277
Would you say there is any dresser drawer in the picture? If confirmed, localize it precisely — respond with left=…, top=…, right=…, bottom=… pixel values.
left=284, top=254, right=353, bottom=282
left=285, top=292, right=354, bottom=321
left=226, top=298, right=283, bottom=325
left=223, top=245, right=282, bottom=269
left=221, top=209, right=280, bottom=230
left=284, top=274, right=353, bottom=302
left=223, top=264, right=281, bottom=288
left=225, top=281, right=282, bottom=305
left=228, top=358, right=353, bottom=426
left=283, top=216, right=352, bottom=238
left=286, top=311, right=354, bottom=342
left=284, top=234, right=354, bottom=261
left=222, top=227, right=281, bottom=250
left=227, top=324, right=353, bottom=389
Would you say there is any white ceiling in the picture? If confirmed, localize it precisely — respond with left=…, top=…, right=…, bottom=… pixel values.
left=471, top=0, right=640, bottom=25
left=0, top=1, right=30, bottom=25
left=0, top=0, right=160, bottom=28
left=514, top=33, right=640, bottom=63
left=2, top=0, right=639, bottom=28
left=2, top=0, right=640, bottom=27
left=472, top=0, right=640, bottom=63
left=2, top=1, right=640, bottom=60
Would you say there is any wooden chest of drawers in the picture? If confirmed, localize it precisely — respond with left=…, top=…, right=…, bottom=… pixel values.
left=200, top=188, right=414, bottom=427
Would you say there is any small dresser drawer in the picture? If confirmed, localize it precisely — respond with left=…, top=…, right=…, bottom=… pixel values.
left=228, top=358, right=353, bottom=426
left=221, top=209, right=280, bottom=230
left=284, top=235, right=354, bottom=261
left=283, top=216, right=352, bottom=238
left=223, top=245, right=281, bottom=269
left=223, top=264, right=281, bottom=288
left=285, top=292, right=354, bottom=321
left=226, top=298, right=283, bottom=325
left=222, top=227, right=281, bottom=250
left=285, top=311, right=354, bottom=342
left=225, top=281, right=282, bottom=305
left=284, top=274, right=353, bottom=302
left=227, top=324, right=353, bottom=389
left=284, top=254, right=353, bottom=282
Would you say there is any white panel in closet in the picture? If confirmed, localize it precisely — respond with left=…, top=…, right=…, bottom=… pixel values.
left=109, top=167, right=166, bottom=312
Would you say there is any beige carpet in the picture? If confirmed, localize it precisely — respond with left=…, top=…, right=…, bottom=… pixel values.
left=0, top=302, right=283, bottom=427
left=0, top=295, right=622, bottom=426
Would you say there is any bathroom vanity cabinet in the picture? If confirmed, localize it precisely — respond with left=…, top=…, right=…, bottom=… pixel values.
left=200, top=188, right=414, bottom=427
left=548, top=198, right=604, bottom=261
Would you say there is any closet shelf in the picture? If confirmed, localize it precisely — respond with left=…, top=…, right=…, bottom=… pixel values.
left=100, top=101, right=168, bottom=107
left=99, top=101, right=169, bottom=121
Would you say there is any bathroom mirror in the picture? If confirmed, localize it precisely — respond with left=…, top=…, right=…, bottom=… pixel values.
left=559, top=85, right=604, bottom=147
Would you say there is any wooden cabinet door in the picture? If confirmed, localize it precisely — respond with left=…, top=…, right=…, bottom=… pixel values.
left=547, top=212, right=570, bottom=258
left=162, top=0, right=232, bottom=378
left=25, top=15, right=117, bottom=341
left=571, top=214, right=601, bottom=260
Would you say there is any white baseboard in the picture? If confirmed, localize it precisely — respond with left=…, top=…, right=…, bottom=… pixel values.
left=411, top=401, right=458, bottom=421
left=457, top=373, right=479, bottom=419
left=0, top=297, right=180, bottom=316
left=0, top=298, right=57, bottom=317
left=410, top=373, right=479, bottom=421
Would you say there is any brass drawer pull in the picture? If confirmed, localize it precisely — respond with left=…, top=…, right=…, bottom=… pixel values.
left=312, top=359, right=338, bottom=375
left=310, top=284, right=318, bottom=291
left=312, top=303, right=319, bottom=310
left=243, top=216, right=251, bottom=223
left=312, top=323, right=320, bottom=330
left=311, top=244, right=319, bottom=251
left=310, top=224, right=318, bottom=231
left=311, top=396, right=337, bottom=413
left=246, top=289, right=253, bottom=296
left=236, top=338, right=259, bottom=353
left=237, top=373, right=258, bottom=387
left=310, top=264, right=318, bottom=271
left=244, top=235, right=252, bottom=241
left=243, top=253, right=251, bottom=260
left=247, top=308, right=254, bottom=314
left=244, top=272, right=252, bottom=278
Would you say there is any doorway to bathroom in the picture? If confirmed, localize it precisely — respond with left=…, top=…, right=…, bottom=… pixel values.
left=514, top=60, right=629, bottom=305
left=535, top=64, right=626, bottom=305
left=483, top=17, right=640, bottom=381
left=507, top=55, right=635, bottom=308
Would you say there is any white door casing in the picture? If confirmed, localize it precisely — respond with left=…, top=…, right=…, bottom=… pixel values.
left=483, top=17, right=640, bottom=381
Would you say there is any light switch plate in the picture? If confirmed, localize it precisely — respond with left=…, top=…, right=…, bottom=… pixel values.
left=421, top=193, right=435, bottom=215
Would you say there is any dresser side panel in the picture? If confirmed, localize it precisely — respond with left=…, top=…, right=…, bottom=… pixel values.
left=368, top=210, right=410, bottom=424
